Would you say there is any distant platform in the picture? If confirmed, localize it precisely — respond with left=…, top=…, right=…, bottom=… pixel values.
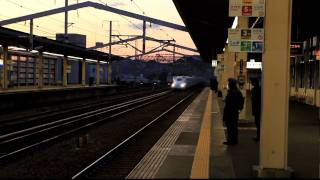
left=0, top=84, right=116, bottom=94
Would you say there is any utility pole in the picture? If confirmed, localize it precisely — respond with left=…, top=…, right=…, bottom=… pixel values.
left=142, top=20, right=146, bottom=55
left=108, top=21, right=112, bottom=84
left=64, top=0, right=68, bottom=43
left=135, top=40, right=138, bottom=60
left=109, top=21, right=112, bottom=59
left=29, top=19, right=33, bottom=50
left=173, top=43, right=176, bottom=62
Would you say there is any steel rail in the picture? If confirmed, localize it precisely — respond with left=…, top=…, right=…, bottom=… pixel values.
left=71, top=91, right=194, bottom=179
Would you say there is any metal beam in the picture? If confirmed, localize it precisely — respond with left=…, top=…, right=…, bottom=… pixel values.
left=142, top=20, right=146, bottom=54
left=116, top=36, right=143, bottom=53
left=127, top=49, right=163, bottom=59
left=0, top=1, right=187, bottom=32
left=126, top=48, right=187, bottom=59
left=87, top=36, right=142, bottom=50
left=162, top=48, right=187, bottom=56
left=146, top=36, right=198, bottom=53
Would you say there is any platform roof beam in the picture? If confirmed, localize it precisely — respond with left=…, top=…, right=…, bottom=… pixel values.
left=0, top=1, right=187, bottom=32
left=87, top=36, right=142, bottom=50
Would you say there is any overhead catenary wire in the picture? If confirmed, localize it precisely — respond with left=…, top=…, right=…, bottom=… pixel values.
left=3, top=0, right=107, bottom=37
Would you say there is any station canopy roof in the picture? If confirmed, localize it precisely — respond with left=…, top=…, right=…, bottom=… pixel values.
left=173, top=0, right=320, bottom=63
left=0, top=27, right=123, bottom=61
left=173, top=0, right=234, bottom=63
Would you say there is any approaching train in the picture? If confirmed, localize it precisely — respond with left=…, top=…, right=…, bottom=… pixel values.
left=170, top=76, right=205, bottom=90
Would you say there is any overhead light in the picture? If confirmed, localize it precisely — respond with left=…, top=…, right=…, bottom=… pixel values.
left=226, top=16, right=238, bottom=44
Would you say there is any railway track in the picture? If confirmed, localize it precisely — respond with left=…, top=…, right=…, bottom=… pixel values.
left=0, top=87, right=202, bottom=178
left=71, top=89, right=198, bottom=179
left=0, top=87, right=169, bottom=135
left=0, top=90, right=172, bottom=163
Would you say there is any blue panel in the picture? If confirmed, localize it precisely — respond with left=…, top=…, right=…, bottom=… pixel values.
left=86, top=63, right=96, bottom=83
left=68, top=60, right=79, bottom=84
left=55, top=58, right=62, bottom=82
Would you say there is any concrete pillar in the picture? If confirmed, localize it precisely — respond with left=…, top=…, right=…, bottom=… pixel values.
left=220, top=48, right=235, bottom=96
left=81, top=58, right=86, bottom=86
left=38, top=51, right=44, bottom=88
left=253, top=0, right=293, bottom=177
left=63, top=55, right=68, bottom=87
left=108, top=61, right=112, bottom=85
left=217, top=54, right=224, bottom=91
left=2, top=45, right=8, bottom=89
left=237, top=17, right=249, bottom=121
left=226, top=47, right=236, bottom=80
left=220, top=50, right=229, bottom=95
left=96, top=60, right=100, bottom=85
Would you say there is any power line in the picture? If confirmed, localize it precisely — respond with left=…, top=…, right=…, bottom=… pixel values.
left=3, top=0, right=107, bottom=37
left=130, top=0, right=145, bottom=15
left=127, top=0, right=174, bottom=40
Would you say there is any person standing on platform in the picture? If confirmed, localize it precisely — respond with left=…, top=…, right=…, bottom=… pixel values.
left=251, top=78, right=261, bottom=141
left=223, top=78, right=244, bottom=145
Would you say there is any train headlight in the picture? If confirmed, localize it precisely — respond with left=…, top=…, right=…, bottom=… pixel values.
left=171, top=83, right=176, bottom=88
left=180, top=83, right=186, bottom=88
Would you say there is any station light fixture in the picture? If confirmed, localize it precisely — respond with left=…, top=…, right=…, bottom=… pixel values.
left=86, top=59, right=98, bottom=63
left=68, top=56, right=83, bottom=60
left=43, top=52, right=64, bottom=57
left=225, top=16, right=238, bottom=45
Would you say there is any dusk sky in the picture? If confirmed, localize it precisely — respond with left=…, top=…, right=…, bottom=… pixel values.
left=0, top=0, right=198, bottom=58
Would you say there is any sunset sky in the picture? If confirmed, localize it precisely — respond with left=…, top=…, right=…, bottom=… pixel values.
left=0, top=0, right=198, bottom=58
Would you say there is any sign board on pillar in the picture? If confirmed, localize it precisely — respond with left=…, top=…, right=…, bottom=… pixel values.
left=218, top=64, right=225, bottom=72
left=212, top=60, right=218, bottom=67
left=316, top=50, right=320, bottom=61
left=217, top=54, right=224, bottom=62
left=240, top=59, right=244, bottom=74
left=228, top=28, right=264, bottom=53
left=290, top=42, right=303, bottom=55
left=67, top=64, right=71, bottom=73
left=229, top=0, right=265, bottom=17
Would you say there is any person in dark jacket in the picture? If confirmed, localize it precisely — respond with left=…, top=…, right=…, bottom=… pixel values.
left=251, top=78, right=261, bottom=141
left=223, top=78, right=244, bottom=145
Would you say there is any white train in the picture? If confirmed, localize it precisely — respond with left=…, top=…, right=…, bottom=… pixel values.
left=170, top=76, right=205, bottom=90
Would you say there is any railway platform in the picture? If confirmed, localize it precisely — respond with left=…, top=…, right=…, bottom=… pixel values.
left=0, top=84, right=120, bottom=114
left=127, top=87, right=319, bottom=179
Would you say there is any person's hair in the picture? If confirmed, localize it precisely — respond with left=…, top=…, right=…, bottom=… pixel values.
left=228, top=78, right=237, bottom=89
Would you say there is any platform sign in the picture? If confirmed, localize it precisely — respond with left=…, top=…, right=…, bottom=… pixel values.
left=290, top=42, right=303, bottom=55
left=67, top=64, right=71, bottom=73
left=316, top=50, right=320, bottom=61
left=217, top=54, right=224, bottom=62
left=246, top=60, right=262, bottom=69
left=212, top=60, right=218, bottom=67
left=229, top=40, right=241, bottom=52
left=229, top=0, right=265, bottom=17
left=228, top=28, right=264, bottom=53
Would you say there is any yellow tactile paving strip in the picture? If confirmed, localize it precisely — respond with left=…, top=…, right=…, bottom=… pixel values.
left=190, top=90, right=212, bottom=179
left=126, top=88, right=208, bottom=179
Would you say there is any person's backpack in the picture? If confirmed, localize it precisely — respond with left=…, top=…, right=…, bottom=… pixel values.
left=237, top=91, right=245, bottom=111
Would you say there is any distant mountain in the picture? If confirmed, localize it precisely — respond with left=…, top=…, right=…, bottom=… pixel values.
left=111, top=58, right=213, bottom=84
